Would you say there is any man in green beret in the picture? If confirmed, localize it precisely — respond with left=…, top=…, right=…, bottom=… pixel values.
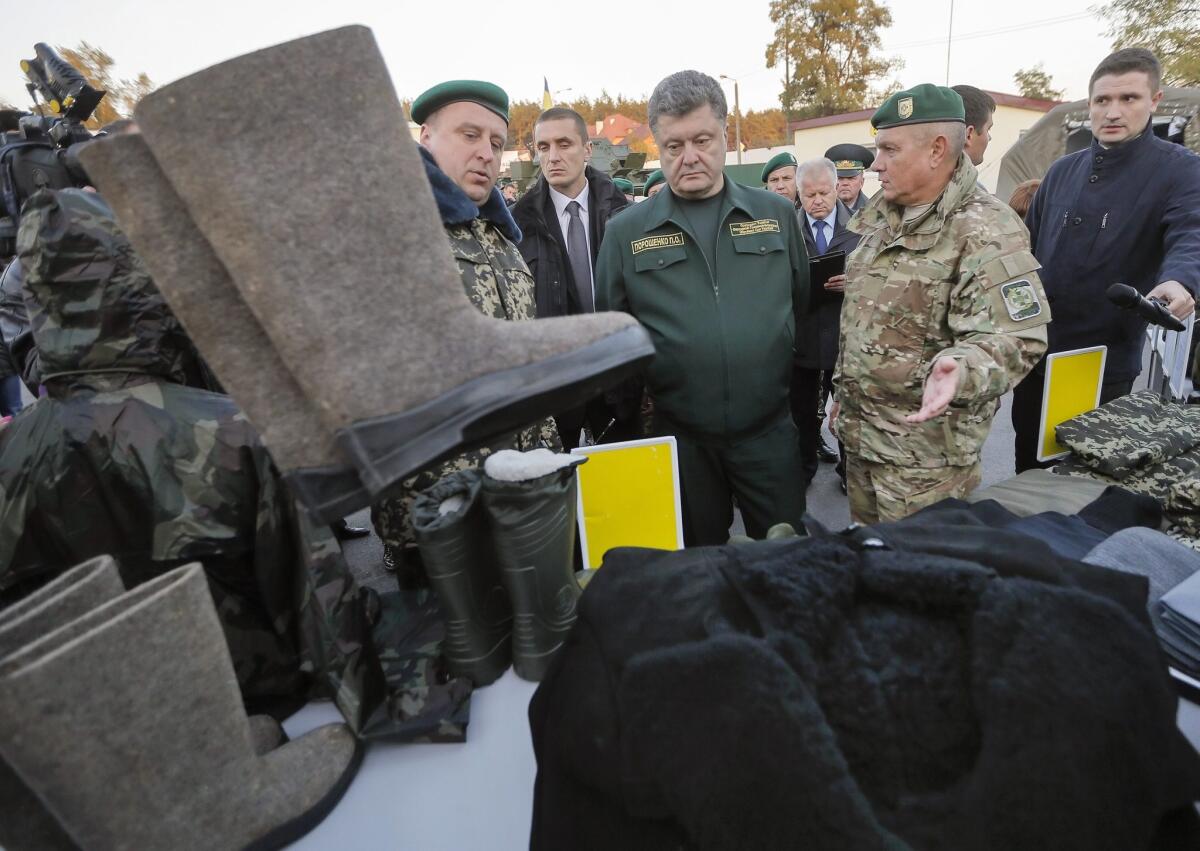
left=642, top=169, right=667, bottom=198
left=828, top=83, right=1050, bottom=523
left=372, top=80, right=560, bottom=575
left=824, top=142, right=874, bottom=213
left=613, top=177, right=636, bottom=203
left=596, top=70, right=810, bottom=545
left=761, top=151, right=801, bottom=214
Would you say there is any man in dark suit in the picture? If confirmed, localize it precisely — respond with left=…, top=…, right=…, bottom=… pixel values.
left=793, top=157, right=861, bottom=489
left=512, top=107, right=632, bottom=449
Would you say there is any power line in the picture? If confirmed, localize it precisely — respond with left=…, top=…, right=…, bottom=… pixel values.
left=884, top=10, right=1095, bottom=51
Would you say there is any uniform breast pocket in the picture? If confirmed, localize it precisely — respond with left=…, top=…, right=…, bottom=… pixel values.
left=633, top=245, right=689, bottom=274
left=730, top=233, right=785, bottom=258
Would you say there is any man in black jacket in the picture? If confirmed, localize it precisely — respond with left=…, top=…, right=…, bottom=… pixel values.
left=793, top=157, right=860, bottom=488
left=512, top=107, right=632, bottom=448
left=1012, top=48, right=1199, bottom=472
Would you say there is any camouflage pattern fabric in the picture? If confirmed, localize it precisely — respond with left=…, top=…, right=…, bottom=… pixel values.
left=17, top=188, right=219, bottom=392
left=288, top=503, right=472, bottom=741
left=845, top=454, right=982, bottom=524
left=1053, top=390, right=1200, bottom=479
left=1053, top=392, right=1200, bottom=544
left=371, top=216, right=560, bottom=550
left=834, top=155, right=1050, bottom=469
left=0, top=187, right=471, bottom=740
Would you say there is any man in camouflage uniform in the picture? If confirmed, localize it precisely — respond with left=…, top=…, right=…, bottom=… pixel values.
left=371, top=80, right=559, bottom=576
left=830, top=84, right=1050, bottom=523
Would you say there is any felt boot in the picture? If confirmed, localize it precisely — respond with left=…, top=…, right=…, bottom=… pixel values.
left=411, top=469, right=512, bottom=686
left=76, top=132, right=368, bottom=523
left=481, top=451, right=587, bottom=681
left=0, top=563, right=361, bottom=851
left=130, top=25, right=653, bottom=506
left=0, top=556, right=122, bottom=851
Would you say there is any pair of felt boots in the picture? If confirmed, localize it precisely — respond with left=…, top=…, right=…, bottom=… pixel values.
left=411, top=451, right=587, bottom=685
left=0, top=557, right=360, bottom=851
left=75, top=25, right=653, bottom=524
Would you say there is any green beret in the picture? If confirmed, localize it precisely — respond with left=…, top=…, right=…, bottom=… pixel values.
left=760, top=151, right=798, bottom=183
left=612, top=177, right=634, bottom=193
left=411, top=80, right=510, bottom=125
left=824, top=143, right=875, bottom=176
left=642, top=169, right=666, bottom=194
left=871, top=84, right=965, bottom=130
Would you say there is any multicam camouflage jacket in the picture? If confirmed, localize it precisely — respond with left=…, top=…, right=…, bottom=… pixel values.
left=1053, top=391, right=1200, bottom=542
left=0, top=188, right=472, bottom=740
left=834, top=155, right=1050, bottom=467
left=372, top=151, right=560, bottom=550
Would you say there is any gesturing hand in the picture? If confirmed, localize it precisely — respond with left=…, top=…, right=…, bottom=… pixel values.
left=905, top=357, right=960, bottom=424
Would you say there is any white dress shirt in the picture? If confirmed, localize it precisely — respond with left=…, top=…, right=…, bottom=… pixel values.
left=804, top=209, right=835, bottom=252
left=548, top=182, right=593, bottom=294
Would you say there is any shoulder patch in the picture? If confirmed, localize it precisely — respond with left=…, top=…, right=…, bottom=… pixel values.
left=729, top=219, right=780, bottom=237
left=631, top=232, right=685, bottom=254
left=1000, top=279, right=1042, bottom=321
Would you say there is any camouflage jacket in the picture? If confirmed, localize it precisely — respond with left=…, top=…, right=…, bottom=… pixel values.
left=372, top=151, right=560, bottom=549
left=834, top=156, right=1050, bottom=467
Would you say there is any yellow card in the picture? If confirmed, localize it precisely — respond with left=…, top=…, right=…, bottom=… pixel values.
left=570, top=437, right=684, bottom=569
left=1037, top=346, right=1107, bottom=462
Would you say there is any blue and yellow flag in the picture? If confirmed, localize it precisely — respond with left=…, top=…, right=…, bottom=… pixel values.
left=543, top=77, right=553, bottom=110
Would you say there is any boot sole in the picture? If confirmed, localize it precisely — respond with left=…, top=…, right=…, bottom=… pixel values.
left=329, top=325, right=654, bottom=507
left=243, top=734, right=365, bottom=851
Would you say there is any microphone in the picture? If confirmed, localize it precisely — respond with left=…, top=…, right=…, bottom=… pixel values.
left=1106, top=283, right=1186, bottom=332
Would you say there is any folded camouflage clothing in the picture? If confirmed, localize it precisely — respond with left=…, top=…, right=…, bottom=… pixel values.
left=1053, top=392, right=1200, bottom=541
left=1053, top=390, right=1200, bottom=479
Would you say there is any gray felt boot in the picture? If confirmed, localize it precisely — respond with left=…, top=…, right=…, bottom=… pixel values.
left=130, top=26, right=653, bottom=506
left=0, top=563, right=361, bottom=851
left=77, top=132, right=368, bottom=523
left=481, top=451, right=587, bottom=682
left=411, top=469, right=512, bottom=686
left=0, top=556, right=122, bottom=851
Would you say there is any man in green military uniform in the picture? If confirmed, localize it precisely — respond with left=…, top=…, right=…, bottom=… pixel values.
left=596, top=70, right=810, bottom=545
left=829, top=84, right=1050, bottom=523
left=761, top=151, right=802, bottom=217
left=642, top=169, right=667, bottom=198
left=825, top=143, right=874, bottom=214
left=372, top=80, right=560, bottom=575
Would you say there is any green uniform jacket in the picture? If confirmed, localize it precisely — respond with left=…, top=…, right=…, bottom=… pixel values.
left=835, top=155, right=1050, bottom=467
left=596, top=178, right=810, bottom=441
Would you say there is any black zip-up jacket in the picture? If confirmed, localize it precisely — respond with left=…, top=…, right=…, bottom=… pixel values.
left=512, top=166, right=628, bottom=318
left=1026, top=123, right=1200, bottom=381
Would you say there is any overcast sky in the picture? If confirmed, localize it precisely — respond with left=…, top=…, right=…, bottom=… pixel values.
left=1, top=0, right=1115, bottom=116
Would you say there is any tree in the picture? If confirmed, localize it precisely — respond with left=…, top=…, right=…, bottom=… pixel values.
left=1098, top=0, right=1200, bottom=87
left=50, top=42, right=156, bottom=129
left=1013, top=64, right=1064, bottom=100
left=765, top=0, right=901, bottom=120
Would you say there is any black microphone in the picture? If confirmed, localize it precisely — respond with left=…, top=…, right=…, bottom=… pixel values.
left=1106, top=283, right=1186, bottom=332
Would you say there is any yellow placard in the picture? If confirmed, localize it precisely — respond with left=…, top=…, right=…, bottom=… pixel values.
left=1037, top=346, right=1107, bottom=462
left=571, top=437, right=684, bottom=569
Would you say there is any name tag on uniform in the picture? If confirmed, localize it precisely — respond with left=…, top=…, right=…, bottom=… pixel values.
left=1000, top=279, right=1042, bottom=321
left=729, top=219, right=780, bottom=237
left=631, top=232, right=685, bottom=254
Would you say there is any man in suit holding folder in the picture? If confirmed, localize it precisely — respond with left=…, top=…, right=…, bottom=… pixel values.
left=792, top=157, right=860, bottom=489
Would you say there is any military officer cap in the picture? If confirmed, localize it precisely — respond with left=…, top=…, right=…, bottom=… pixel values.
left=642, top=169, right=666, bottom=195
left=871, top=84, right=965, bottom=130
left=824, top=143, right=875, bottom=177
left=410, top=80, right=510, bottom=125
left=759, top=151, right=798, bottom=183
left=613, top=177, right=634, bottom=193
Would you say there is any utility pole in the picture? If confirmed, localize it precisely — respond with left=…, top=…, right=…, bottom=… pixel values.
left=945, top=0, right=955, bottom=85
left=720, top=74, right=742, bottom=165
